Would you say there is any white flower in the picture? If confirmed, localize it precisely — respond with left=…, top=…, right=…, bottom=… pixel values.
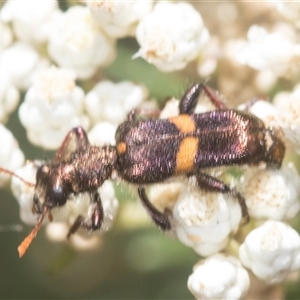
left=237, top=25, right=297, bottom=75
left=238, top=99, right=279, bottom=128
left=10, top=161, right=37, bottom=224
left=0, top=124, right=24, bottom=187
left=18, top=66, right=89, bottom=149
left=240, top=164, right=300, bottom=221
left=159, top=98, right=180, bottom=119
left=88, top=122, right=117, bottom=146
left=0, top=42, right=50, bottom=90
left=47, top=5, right=116, bottom=80
left=0, top=21, right=13, bottom=52
left=273, top=84, right=300, bottom=153
left=239, top=220, right=300, bottom=284
left=188, top=254, right=250, bottom=300
left=0, top=0, right=61, bottom=44
left=85, top=80, right=148, bottom=125
left=134, top=2, right=209, bottom=72
left=172, top=181, right=242, bottom=257
left=0, top=68, right=20, bottom=123
left=87, top=0, right=153, bottom=38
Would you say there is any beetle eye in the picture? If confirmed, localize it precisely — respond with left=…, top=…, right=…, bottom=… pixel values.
left=51, top=186, right=67, bottom=207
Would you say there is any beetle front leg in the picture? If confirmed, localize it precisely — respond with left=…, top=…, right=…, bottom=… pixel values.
left=193, top=172, right=249, bottom=224
left=67, top=191, right=104, bottom=238
left=138, top=187, right=172, bottom=231
left=55, top=127, right=90, bottom=162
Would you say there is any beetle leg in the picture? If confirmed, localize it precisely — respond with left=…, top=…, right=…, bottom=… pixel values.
left=202, top=85, right=228, bottom=110
left=67, top=191, right=104, bottom=238
left=179, top=83, right=229, bottom=114
left=179, top=83, right=203, bottom=114
left=55, top=127, right=90, bottom=162
left=193, top=172, right=249, bottom=224
left=138, top=187, right=171, bottom=231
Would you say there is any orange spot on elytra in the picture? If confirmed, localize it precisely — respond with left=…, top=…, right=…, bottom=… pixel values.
left=175, top=137, right=198, bottom=173
left=117, top=142, right=126, bottom=154
left=169, top=115, right=196, bottom=133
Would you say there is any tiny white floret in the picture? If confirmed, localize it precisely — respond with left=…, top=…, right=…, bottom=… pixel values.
left=135, top=2, right=209, bottom=72
left=47, top=5, right=116, bottom=79
left=87, top=0, right=153, bottom=38
left=237, top=25, right=297, bottom=77
left=172, top=183, right=241, bottom=256
left=0, top=42, right=50, bottom=90
left=85, top=80, right=148, bottom=125
left=18, top=66, right=89, bottom=149
left=0, top=0, right=61, bottom=44
left=239, top=220, right=300, bottom=284
left=88, top=122, right=117, bottom=146
left=188, top=254, right=250, bottom=299
left=240, top=163, right=300, bottom=221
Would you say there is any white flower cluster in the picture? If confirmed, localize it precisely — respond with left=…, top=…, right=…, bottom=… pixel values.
left=240, top=164, right=300, bottom=220
left=1, top=0, right=300, bottom=298
left=134, top=2, right=209, bottom=72
left=0, top=0, right=61, bottom=44
left=18, top=66, right=89, bottom=149
left=228, top=23, right=300, bottom=92
left=188, top=254, right=250, bottom=299
left=85, top=80, right=148, bottom=126
left=239, top=221, right=300, bottom=284
left=47, top=6, right=116, bottom=80
left=87, top=0, right=153, bottom=38
left=173, top=184, right=241, bottom=257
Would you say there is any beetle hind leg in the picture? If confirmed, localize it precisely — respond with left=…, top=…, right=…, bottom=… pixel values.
left=179, top=83, right=230, bottom=114
left=193, top=172, right=250, bottom=224
left=138, top=187, right=172, bottom=231
left=179, top=83, right=204, bottom=114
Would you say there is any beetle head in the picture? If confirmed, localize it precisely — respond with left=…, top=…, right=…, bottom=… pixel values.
left=33, top=164, right=69, bottom=214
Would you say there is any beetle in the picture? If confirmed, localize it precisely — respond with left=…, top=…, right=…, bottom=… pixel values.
left=0, top=83, right=285, bottom=256
left=115, top=83, right=285, bottom=230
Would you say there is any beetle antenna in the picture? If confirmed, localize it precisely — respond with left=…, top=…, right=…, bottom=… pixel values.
left=0, top=167, right=35, bottom=187
left=18, top=207, right=49, bottom=258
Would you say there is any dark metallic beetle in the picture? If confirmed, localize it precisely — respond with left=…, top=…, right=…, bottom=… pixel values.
left=1, top=83, right=285, bottom=256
